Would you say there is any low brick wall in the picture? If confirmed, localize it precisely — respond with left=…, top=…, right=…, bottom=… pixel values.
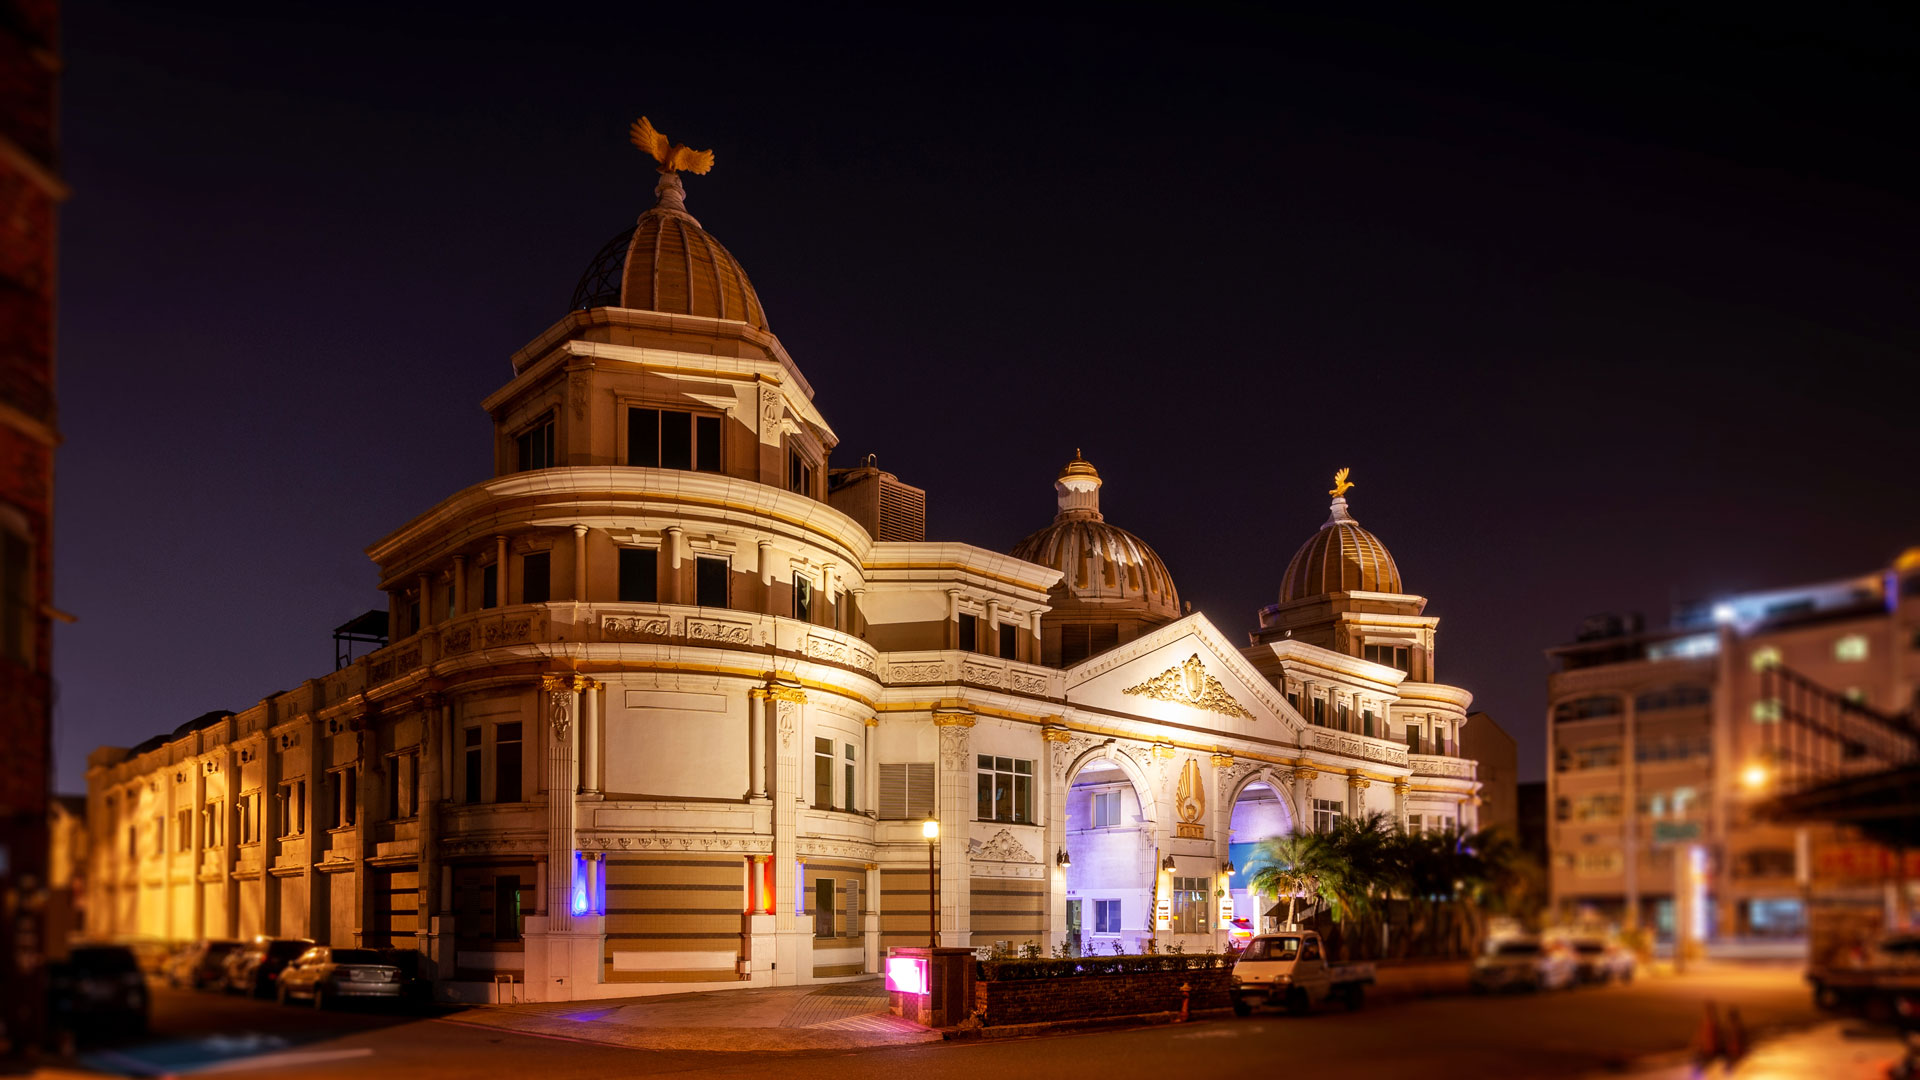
left=973, top=956, right=1232, bottom=1027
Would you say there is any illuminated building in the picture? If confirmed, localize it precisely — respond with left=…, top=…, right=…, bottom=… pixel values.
left=83, top=130, right=1483, bottom=1001
left=1545, top=551, right=1920, bottom=940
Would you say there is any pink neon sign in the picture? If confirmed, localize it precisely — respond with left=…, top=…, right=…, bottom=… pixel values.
left=885, top=956, right=928, bottom=995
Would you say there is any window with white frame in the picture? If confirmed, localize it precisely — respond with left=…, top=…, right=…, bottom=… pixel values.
left=843, top=743, right=857, bottom=814
left=1312, top=798, right=1342, bottom=833
left=1093, top=898, right=1122, bottom=934
left=1092, top=789, right=1122, bottom=828
left=1170, top=877, right=1210, bottom=934
left=976, top=756, right=1033, bottom=824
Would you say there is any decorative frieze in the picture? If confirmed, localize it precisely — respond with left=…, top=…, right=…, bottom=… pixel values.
left=685, top=618, right=753, bottom=645
left=804, top=633, right=877, bottom=674
left=885, top=661, right=947, bottom=684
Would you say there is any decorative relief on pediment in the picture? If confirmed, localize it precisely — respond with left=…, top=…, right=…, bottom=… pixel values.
left=970, top=828, right=1038, bottom=864
left=1122, top=654, right=1255, bottom=721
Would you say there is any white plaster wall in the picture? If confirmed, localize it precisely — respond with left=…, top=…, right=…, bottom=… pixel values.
left=1063, top=772, right=1153, bottom=950
left=603, top=685, right=744, bottom=800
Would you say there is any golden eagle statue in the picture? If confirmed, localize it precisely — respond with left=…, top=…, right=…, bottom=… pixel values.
left=1329, top=467, right=1355, bottom=498
left=629, top=116, right=714, bottom=175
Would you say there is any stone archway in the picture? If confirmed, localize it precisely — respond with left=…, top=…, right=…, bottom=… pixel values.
left=1226, top=770, right=1297, bottom=935
left=1059, top=748, right=1159, bottom=955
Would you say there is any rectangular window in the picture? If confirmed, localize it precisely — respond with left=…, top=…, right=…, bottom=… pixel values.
left=515, top=414, right=555, bottom=472
left=1, top=527, right=28, bottom=663
left=495, top=723, right=523, bottom=803
left=789, top=449, right=814, bottom=496
left=1362, top=644, right=1411, bottom=672
left=619, top=548, right=658, bottom=603
left=998, top=622, right=1018, bottom=660
left=975, top=756, right=1034, bottom=824
left=1407, top=814, right=1423, bottom=835
left=1407, top=725, right=1424, bottom=755
left=793, top=573, right=812, bottom=622
left=387, top=751, right=419, bottom=820
left=628, top=407, right=721, bottom=472
left=844, top=743, right=857, bottom=814
left=481, top=564, right=498, bottom=609
left=1312, top=798, right=1342, bottom=833
left=329, top=768, right=357, bottom=828
left=1170, top=876, right=1209, bottom=935
left=814, top=737, right=835, bottom=809
left=522, top=552, right=551, bottom=604
left=1092, top=789, right=1121, bottom=828
left=1362, top=709, right=1376, bottom=738
left=463, top=728, right=482, bottom=803
left=1093, top=899, right=1121, bottom=934
left=493, top=878, right=522, bottom=941
left=958, top=612, right=978, bottom=652
left=203, top=801, right=222, bottom=847
left=814, top=878, right=835, bottom=938
left=877, top=763, right=936, bottom=819
left=277, top=780, right=306, bottom=838
left=176, top=808, right=192, bottom=851
left=406, top=596, right=421, bottom=637
left=1336, top=701, right=1351, bottom=732
left=1312, top=698, right=1327, bottom=727
left=696, top=556, right=729, bottom=608
left=237, top=793, right=259, bottom=845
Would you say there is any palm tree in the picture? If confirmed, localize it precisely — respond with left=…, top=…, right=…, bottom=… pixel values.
left=1243, top=831, right=1330, bottom=929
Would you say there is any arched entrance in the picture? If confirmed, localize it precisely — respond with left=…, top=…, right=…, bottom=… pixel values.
left=1063, top=755, right=1155, bottom=955
left=1227, top=778, right=1294, bottom=936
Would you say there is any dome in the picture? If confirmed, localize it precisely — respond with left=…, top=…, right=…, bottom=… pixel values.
left=1012, top=452, right=1181, bottom=623
left=1278, top=493, right=1403, bottom=602
left=570, top=171, right=769, bottom=330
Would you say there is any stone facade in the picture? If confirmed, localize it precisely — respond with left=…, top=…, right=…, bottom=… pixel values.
left=84, top=145, right=1483, bottom=1002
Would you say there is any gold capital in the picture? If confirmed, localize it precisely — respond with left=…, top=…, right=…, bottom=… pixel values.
left=1042, top=727, right=1073, bottom=744
left=1210, top=752, right=1234, bottom=768
left=769, top=686, right=808, bottom=705
left=1152, top=743, right=1177, bottom=759
left=932, top=712, right=976, bottom=728
left=540, top=674, right=571, bottom=694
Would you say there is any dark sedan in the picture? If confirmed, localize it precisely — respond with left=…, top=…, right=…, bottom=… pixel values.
left=48, top=944, right=150, bottom=1040
left=225, top=936, right=315, bottom=997
left=167, top=939, right=243, bottom=990
left=276, top=946, right=406, bottom=1008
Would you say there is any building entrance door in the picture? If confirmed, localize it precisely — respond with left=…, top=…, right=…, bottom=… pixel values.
left=1066, top=899, right=1082, bottom=955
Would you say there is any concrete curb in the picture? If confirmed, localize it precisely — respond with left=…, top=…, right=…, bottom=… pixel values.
left=958, top=1008, right=1236, bottom=1041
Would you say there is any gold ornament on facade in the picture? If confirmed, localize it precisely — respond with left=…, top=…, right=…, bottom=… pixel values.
left=1329, top=467, right=1355, bottom=497
left=1121, top=653, right=1255, bottom=721
left=1210, top=752, right=1234, bottom=768
left=1042, top=726, right=1073, bottom=744
left=1347, top=774, right=1370, bottom=791
left=932, top=711, right=976, bottom=728
left=629, top=116, right=714, bottom=175
left=768, top=685, right=808, bottom=705
left=1174, top=758, right=1207, bottom=839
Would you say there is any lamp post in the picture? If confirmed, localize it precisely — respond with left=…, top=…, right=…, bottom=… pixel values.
left=923, top=816, right=940, bottom=947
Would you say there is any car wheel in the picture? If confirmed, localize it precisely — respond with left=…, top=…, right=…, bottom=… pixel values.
left=313, top=986, right=327, bottom=1011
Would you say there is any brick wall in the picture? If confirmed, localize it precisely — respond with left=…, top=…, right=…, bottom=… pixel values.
left=974, top=962, right=1232, bottom=1026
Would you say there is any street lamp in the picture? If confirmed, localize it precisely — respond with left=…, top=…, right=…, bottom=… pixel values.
left=923, top=816, right=940, bottom=947
left=1741, top=762, right=1770, bottom=792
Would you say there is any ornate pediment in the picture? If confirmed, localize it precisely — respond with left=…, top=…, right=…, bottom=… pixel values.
left=969, top=828, right=1038, bottom=864
left=1123, top=653, right=1255, bottom=721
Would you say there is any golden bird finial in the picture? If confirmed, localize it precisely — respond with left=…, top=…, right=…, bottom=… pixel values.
left=1329, top=468, right=1355, bottom=498
left=629, top=116, right=714, bottom=175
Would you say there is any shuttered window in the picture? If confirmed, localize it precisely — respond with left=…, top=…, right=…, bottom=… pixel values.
left=877, top=763, right=936, bottom=820
left=844, top=878, right=860, bottom=938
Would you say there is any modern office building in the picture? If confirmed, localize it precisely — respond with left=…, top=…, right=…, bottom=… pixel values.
left=84, top=134, right=1485, bottom=1002
left=1546, top=551, right=1920, bottom=940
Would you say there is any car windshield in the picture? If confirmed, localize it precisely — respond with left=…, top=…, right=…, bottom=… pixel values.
left=1241, top=937, right=1301, bottom=962
left=66, top=947, right=139, bottom=975
left=1494, top=942, right=1542, bottom=957
left=330, top=949, right=388, bottom=965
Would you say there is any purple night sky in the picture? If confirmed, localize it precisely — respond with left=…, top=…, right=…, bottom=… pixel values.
left=50, top=2, right=1920, bottom=792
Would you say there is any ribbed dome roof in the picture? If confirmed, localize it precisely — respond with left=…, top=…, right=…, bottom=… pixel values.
left=1279, top=495, right=1403, bottom=602
left=570, top=172, right=769, bottom=329
left=1012, top=453, right=1181, bottom=622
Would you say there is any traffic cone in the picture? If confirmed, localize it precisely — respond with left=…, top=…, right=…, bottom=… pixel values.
left=1691, top=1001, right=1724, bottom=1068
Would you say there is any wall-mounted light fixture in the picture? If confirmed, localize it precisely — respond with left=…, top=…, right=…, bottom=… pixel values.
left=1222, top=859, right=1235, bottom=876
left=1056, top=848, right=1071, bottom=868
left=1161, top=854, right=1176, bottom=871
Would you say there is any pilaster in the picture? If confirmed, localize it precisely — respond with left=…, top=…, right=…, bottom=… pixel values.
left=934, top=709, right=975, bottom=946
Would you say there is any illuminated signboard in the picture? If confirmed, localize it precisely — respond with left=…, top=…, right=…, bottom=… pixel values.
left=1155, top=898, right=1171, bottom=931
left=885, top=956, right=928, bottom=995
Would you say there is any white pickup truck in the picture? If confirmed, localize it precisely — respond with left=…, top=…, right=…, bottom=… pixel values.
left=1230, top=931, right=1376, bottom=1016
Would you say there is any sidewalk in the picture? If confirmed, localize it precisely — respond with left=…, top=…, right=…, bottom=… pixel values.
left=440, top=978, right=943, bottom=1052
left=1604, top=1021, right=1909, bottom=1079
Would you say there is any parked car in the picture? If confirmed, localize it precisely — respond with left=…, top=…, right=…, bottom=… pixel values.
left=1567, top=937, right=1636, bottom=985
left=167, top=939, right=243, bottom=990
left=48, top=944, right=149, bottom=1041
left=1224, top=918, right=1256, bottom=953
left=1470, top=936, right=1576, bottom=993
left=1810, top=932, right=1920, bottom=1014
left=377, top=948, right=435, bottom=1004
left=1230, top=930, right=1375, bottom=1015
left=276, top=946, right=406, bottom=1008
left=226, top=937, right=315, bottom=997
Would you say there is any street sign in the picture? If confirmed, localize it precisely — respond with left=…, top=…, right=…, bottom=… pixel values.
left=1653, top=821, right=1701, bottom=845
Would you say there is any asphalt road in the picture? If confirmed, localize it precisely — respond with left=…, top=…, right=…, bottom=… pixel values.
left=69, top=965, right=1822, bottom=1079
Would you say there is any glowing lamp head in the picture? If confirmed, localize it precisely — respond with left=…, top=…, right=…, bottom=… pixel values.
left=922, top=817, right=939, bottom=841
left=1741, top=763, right=1770, bottom=791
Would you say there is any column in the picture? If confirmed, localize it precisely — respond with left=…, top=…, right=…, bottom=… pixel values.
left=417, top=572, right=433, bottom=629
left=262, top=735, right=281, bottom=936
left=542, top=674, right=579, bottom=935
left=1029, top=610, right=1042, bottom=644
left=452, top=555, right=467, bottom=616
left=1393, top=779, right=1410, bottom=833
left=934, top=710, right=975, bottom=946
left=191, top=758, right=207, bottom=938
left=1044, top=727, right=1072, bottom=952
left=418, top=694, right=446, bottom=972
left=1292, top=766, right=1318, bottom=830
left=572, top=524, right=589, bottom=601
left=579, top=678, right=601, bottom=797
left=863, top=717, right=879, bottom=818
left=666, top=527, right=684, bottom=571
left=946, top=590, right=960, bottom=648
left=223, top=748, right=240, bottom=938
left=1347, top=774, right=1369, bottom=820
left=759, top=540, right=774, bottom=588
left=748, top=689, right=769, bottom=799
left=769, top=685, right=806, bottom=984
left=863, top=862, right=880, bottom=974
left=352, top=723, right=377, bottom=945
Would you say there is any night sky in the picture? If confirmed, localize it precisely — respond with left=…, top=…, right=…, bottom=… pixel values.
left=51, top=2, right=1920, bottom=793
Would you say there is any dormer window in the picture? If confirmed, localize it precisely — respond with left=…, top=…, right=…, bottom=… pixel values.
left=788, top=449, right=814, bottom=496
left=515, top=413, right=555, bottom=471
left=1363, top=643, right=1411, bottom=673
left=629, top=407, right=720, bottom=472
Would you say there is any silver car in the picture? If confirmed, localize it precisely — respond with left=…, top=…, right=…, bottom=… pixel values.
left=1471, top=937, right=1576, bottom=993
left=275, top=946, right=406, bottom=1008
